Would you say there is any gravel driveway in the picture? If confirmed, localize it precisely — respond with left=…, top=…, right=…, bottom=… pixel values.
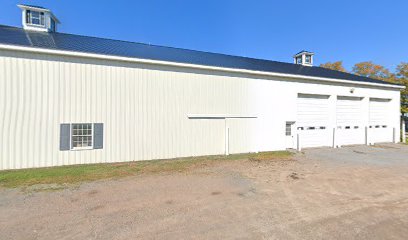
left=1, top=144, right=408, bottom=240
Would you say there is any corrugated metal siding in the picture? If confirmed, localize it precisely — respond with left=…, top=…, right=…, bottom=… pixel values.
left=0, top=49, right=402, bottom=170
left=0, top=49, right=260, bottom=169
left=227, top=118, right=258, bottom=154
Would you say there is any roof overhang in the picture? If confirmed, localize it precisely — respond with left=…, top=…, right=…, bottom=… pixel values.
left=17, top=4, right=49, bottom=12
left=293, top=51, right=315, bottom=58
left=0, top=43, right=404, bottom=90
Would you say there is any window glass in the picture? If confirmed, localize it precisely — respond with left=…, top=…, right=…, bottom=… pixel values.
left=285, top=122, right=292, bottom=136
left=305, top=55, right=311, bottom=63
left=40, top=12, right=45, bottom=26
left=31, top=11, right=40, bottom=25
left=72, top=124, right=93, bottom=148
left=28, top=11, right=45, bottom=26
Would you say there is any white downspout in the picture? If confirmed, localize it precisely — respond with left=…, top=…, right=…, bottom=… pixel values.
left=225, top=119, right=229, bottom=155
left=365, top=126, right=370, bottom=145
left=402, top=116, right=406, bottom=143
left=297, top=133, right=301, bottom=151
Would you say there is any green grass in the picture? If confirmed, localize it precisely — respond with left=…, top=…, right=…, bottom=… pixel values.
left=0, top=151, right=294, bottom=188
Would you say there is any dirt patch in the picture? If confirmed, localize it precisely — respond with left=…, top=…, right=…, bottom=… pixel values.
left=289, top=172, right=300, bottom=180
left=372, top=144, right=400, bottom=149
left=1, top=145, right=408, bottom=239
left=89, top=205, right=105, bottom=211
left=88, top=189, right=99, bottom=196
left=165, top=200, right=174, bottom=205
left=353, top=150, right=367, bottom=154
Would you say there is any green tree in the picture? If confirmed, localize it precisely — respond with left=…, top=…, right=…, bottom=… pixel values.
left=352, top=61, right=391, bottom=80
left=396, top=62, right=408, bottom=114
left=396, top=62, right=408, bottom=78
left=319, top=61, right=347, bottom=72
left=352, top=61, right=406, bottom=113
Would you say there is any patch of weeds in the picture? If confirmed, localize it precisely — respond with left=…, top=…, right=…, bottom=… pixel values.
left=249, top=151, right=294, bottom=162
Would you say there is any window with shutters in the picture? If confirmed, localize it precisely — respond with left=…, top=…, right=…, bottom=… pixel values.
left=72, top=123, right=93, bottom=149
left=60, top=123, right=103, bottom=151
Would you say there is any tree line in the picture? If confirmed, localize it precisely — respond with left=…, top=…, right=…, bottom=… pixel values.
left=319, top=61, right=408, bottom=114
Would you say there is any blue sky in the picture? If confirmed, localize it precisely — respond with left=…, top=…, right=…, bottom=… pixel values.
left=1, top=0, right=407, bottom=71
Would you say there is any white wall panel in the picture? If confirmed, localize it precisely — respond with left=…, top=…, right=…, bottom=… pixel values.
left=227, top=118, right=257, bottom=154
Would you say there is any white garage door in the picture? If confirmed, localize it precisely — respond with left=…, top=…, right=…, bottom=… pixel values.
left=336, top=96, right=365, bottom=146
left=297, top=94, right=331, bottom=148
left=369, top=98, right=393, bottom=143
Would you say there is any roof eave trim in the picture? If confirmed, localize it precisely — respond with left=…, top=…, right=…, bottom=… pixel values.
left=17, top=4, right=50, bottom=12
left=187, top=114, right=257, bottom=119
left=0, top=43, right=404, bottom=90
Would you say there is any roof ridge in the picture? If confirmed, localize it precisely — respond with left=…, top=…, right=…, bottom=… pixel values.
left=0, top=24, right=401, bottom=87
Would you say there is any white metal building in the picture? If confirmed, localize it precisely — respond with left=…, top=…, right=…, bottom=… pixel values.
left=0, top=5, right=404, bottom=170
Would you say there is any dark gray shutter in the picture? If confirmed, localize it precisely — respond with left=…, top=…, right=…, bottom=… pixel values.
left=93, top=123, right=104, bottom=149
left=26, top=10, right=31, bottom=24
left=60, top=124, right=71, bottom=151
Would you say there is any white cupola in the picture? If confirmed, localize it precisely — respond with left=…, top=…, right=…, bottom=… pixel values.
left=293, top=50, right=314, bottom=66
left=17, top=4, right=60, bottom=32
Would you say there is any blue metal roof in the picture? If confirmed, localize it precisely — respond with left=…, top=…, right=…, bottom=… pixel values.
left=0, top=24, right=400, bottom=87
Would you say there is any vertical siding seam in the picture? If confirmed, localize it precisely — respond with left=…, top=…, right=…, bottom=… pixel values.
left=0, top=54, right=6, bottom=169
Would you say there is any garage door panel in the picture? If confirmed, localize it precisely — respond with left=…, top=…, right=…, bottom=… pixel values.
left=297, top=94, right=330, bottom=148
left=370, top=126, right=393, bottom=143
left=299, top=129, right=331, bottom=148
left=336, top=127, right=365, bottom=145
left=336, top=96, right=365, bottom=146
left=369, top=98, right=392, bottom=143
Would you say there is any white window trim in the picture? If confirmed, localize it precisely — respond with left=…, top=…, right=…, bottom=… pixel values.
left=71, top=146, right=93, bottom=151
left=71, top=123, right=93, bottom=150
left=27, top=22, right=45, bottom=27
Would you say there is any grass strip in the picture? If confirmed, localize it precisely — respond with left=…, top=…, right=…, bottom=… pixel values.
left=0, top=151, right=293, bottom=188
